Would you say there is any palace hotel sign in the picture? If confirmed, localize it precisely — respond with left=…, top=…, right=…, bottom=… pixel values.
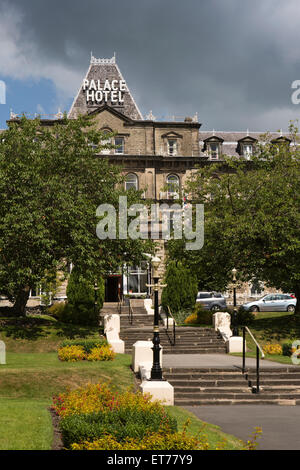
left=82, top=79, right=127, bottom=104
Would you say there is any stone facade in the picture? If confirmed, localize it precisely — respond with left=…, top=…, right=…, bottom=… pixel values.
left=2, top=54, right=286, bottom=305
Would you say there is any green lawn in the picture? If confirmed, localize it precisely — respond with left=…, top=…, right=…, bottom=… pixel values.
left=0, top=314, right=249, bottom=450
left=0, top=314, right=135, bottom=450
left=0, top=399, right=53, bottom=450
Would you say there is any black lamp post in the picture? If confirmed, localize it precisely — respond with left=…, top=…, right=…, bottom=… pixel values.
left=94, top=281, right=98, bottom=317
left=232, top=268, right=239, bottom=336
left=147, top=256, right=165, bottom=381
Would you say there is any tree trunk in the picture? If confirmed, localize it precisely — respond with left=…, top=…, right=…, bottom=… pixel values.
left=13, top=286, right=30, bottom=316
left=294, top=287, right=300, bottom=316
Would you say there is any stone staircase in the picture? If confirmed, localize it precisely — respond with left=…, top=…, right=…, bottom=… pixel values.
left=120, top=326, right=227, bottom=355
left=101, top=302, right=227, bottom=355
left=163, top=366, right=300, bottom=405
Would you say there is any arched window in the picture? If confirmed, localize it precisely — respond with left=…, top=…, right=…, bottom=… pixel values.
left=125, top=173, right=138, bottom=190
left=101, top=128, right=113, bottom=154
left=167, top=174, right=179, bottom=197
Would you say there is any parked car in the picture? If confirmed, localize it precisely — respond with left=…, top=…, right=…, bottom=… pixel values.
left=196, top=292, right=227, bottom=311
left=242, top=294, right=297, bottom=313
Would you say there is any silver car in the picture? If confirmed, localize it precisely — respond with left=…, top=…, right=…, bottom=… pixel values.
left=242, top=294, right=296, bottom=313
left=196, top=292, right=227, bottom=311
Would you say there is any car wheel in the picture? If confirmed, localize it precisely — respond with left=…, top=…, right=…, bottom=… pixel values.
left=211, top=305, right=220, bottom=312
left=249, top=305, right=259, bottom=313
left=287, top=305, right=295, bottom=313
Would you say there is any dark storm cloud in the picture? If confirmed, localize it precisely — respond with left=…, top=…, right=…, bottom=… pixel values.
left=3, top=0, right=300, bottom=130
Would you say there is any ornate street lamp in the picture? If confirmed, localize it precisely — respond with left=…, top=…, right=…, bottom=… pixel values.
left=146, top=256, right=166, bottom=381
left=231, top=268, right=239, bottom=336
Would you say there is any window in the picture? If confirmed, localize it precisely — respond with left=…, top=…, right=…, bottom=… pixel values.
left=127, top=264, right=147, bottom=294
left=101, top=129, right=112, bottom=154
left=167, top=174, right=179, bottom=198
left=125, top=173, right=138, bottom=190
left=208, top=142, right=220, bottom=160
left=243, top=144, right=253, bottom=159
left=197, top=293, right=212, bottom=299
left=115, top=137, right=124, bottom=154
left=168, top=139, right=177, bottom=156
left=251, top=279, right=263, bottom=296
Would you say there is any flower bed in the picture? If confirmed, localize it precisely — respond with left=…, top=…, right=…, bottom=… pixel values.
left=262, top=343, right=283, bottom=355
left=58, top=342, right=115, bottom=362
left=52, top=383, right=212, bottom=450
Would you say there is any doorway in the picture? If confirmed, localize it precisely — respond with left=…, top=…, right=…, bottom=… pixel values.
left=105, top=275, right=123, bottom=302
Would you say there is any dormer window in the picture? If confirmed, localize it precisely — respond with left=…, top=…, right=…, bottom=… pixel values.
left=237, top=136, right=257, bottom=159
left=271, top=136, right=291, bottom=151
left=168, top=139, right=177, bottom=156
left=242, top=144, right=253, bottom=159
left=203, top=135, right=224, bottom=160
left=208, top=142, right=220, bottom=160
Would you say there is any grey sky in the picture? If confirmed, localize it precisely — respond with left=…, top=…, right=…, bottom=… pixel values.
left=1, top=0, right=300, bottom=130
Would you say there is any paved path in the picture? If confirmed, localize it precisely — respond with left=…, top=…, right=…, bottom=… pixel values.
left=185, top=405, right=300, bottom=450
left=163, top=353, right=288, bottom=369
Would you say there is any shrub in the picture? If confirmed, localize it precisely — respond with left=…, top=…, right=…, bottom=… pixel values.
left=87, top=345, right=115, bottom=361
left=60, top=406, right=177, bottom=448
left=262, top=343, right=282, bottom=355
left=47, top=302, right=67, bottom=319
left=60, top=338, right=108, bottom=353
left=194, top=303, right=213, bottom=325
left=53, top=383, right=179, bottom=449
left=65, top=269, right=105, bottom=326
left=161, top=261, right=198, bottom=313
left=57, top=343, right=114, bottom=362
left=52, top=383, right=114, bottom=418
left=70, top=430, right=209, bottom=450
left=282, top=341, right=300, bottom=357
left=231, top=307, right=255, bottom=326
left=184, top=313, right=198, bottom=325
left=58, top=345, right=86, bottom=362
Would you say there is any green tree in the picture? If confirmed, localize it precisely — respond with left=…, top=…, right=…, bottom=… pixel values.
left=65, top=268, right=105, bottom=325
left=171, top=123, right=300, bottom=313
left=161, top=260, right=198, bottom=313
left=0, top=115, right=153, bottom=315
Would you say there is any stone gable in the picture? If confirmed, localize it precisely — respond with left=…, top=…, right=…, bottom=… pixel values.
left=68, top=56, right=143, bottom=121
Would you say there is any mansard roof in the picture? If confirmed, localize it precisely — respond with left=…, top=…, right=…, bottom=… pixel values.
left=199, top=130, right=297, bottom=157
left=68, top=54, right=143, bottom=121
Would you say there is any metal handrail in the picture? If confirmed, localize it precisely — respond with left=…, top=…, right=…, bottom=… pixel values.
left=242, top=326, right=264, bottom=394
left=165, top=305, right=176, bottom=346
left=245, top=326, right=265, bottom=358
left=128, top=299, right=133, bottom=325
left=117, top=293, right=123, bottom=315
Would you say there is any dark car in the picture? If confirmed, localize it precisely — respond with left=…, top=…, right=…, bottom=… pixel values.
left=196, top=292, right=227, bottom=311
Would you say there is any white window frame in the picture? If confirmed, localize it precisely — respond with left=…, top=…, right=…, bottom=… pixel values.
left=167, top=139, right=178, bottom=156
left=115, top=136, right=125, bottom=154
left=166, top=174, right=180, bottom=198
left=125, top=173, right=138, bottom=191
left=243, top=144, right=253, bottom=159
left=208, top=142, right=220, bottom=160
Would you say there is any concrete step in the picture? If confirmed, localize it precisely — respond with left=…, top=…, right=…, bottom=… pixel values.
left=125, top=348, right=227, bottom=355
left=162, top=366, right=300, bottom=405
left=174, top=398, right=299, bottom=406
